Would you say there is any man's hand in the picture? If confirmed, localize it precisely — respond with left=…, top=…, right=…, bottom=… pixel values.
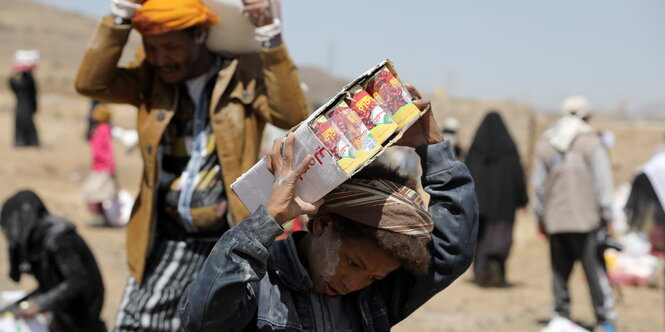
left=394, top=83, right=444, bottom=148
left=537, top=220, right=547, bottom=238
left=111, top=0, right=144, bottom=20
left=15, top=301, right=41, bottom=320
left=243, top=0, right=275, bottom=27
left=603, top=219, right=615, bottom=238
left=265, top=133, right=323, bottom=224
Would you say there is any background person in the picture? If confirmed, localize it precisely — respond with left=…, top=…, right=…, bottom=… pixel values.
left=533, top=96, right=617, bottom=332
left=0, top=190, right=106, bottom=332
left=465, top=111, right=528, bottom=287
left=9, top=50, right=40, bottom=148
left=625, top=148, right=665, bottom=253
left=442, top=117, right=464, bottom=160
left=80, top=103, right=119, bottom=227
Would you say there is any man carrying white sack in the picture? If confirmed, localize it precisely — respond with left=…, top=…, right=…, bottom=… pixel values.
left=75, top=0, right=309, bottom=330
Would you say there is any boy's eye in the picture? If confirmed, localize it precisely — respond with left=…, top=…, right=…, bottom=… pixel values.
left=346, top=258, right=357, bottom=267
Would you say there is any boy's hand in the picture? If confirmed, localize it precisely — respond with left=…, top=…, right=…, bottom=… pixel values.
left=266, top=133, right=323, bottom=224
left=395, top=83, right=444, bottom=148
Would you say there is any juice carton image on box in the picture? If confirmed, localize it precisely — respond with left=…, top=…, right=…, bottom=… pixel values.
left=364, top=67, right=421, bottom=130
left=310, top=113, right=364, bottom=174
left=344, top=85, right=398, bottom=144
left=231, top=60, right=428, bottom=214
left=326, top=100, right=378, bottom=154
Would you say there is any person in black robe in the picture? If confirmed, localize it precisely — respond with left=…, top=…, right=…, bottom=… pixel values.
left=9, top=70, right=39, bottom=147
left=0, top=190, right=106, bottom=332
left=465, top=111, right=528, bottom=287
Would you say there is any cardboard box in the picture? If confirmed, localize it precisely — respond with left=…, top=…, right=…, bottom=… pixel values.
left=231, top=60, right=427, bottom=214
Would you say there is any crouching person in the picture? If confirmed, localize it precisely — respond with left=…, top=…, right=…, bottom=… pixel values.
left=179, top=92, right=478, bottom=331
left=1, top=190, right=106, bottom=332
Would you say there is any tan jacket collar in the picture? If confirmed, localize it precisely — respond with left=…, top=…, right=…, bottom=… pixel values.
left=209, top=58, right=239, bottom=113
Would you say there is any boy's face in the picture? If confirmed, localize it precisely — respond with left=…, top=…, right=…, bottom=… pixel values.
left=306, top=215, right=401, bottom=296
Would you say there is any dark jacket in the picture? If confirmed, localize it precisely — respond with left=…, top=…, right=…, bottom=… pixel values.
left=1, top=191, right=105, bottom=332
left=29, top=217, right=106, bottom=332
left=178, top=140, right=479, bottom=331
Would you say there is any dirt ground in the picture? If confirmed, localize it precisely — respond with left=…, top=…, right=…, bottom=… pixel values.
left=0, top=92, right=663, bottom=332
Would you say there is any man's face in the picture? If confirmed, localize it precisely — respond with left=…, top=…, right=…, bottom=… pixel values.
left=143, top=30, right=197, bottom=84
left=306, top=216, right=401, bottom=296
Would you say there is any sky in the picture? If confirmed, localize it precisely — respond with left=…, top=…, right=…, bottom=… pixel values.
left=34, top=0, right=665, bottom=113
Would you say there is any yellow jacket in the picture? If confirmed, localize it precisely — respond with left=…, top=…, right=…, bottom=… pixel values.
left=75, top=17, right=309, bottom=283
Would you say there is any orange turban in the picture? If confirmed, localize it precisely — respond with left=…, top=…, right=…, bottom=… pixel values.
left=132, top=0, right=220, bottom=36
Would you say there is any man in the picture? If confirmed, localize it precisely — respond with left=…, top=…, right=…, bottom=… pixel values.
left=75, top=0, right=309, bottom=330
left=1, top=191, right=106, bottom=332
left=442, top=117, right=464, bottom=160
left=179, top=88, right=479, bottom=331
left=533, top=96, right=617, bottom=332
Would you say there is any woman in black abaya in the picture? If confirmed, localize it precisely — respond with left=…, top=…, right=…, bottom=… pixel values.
left=465, top=112, right=528, bottom=287
left=9, top=70, right=39, bottom=147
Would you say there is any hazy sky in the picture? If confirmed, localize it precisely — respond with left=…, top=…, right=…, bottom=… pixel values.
left=35, top=0, right=665, bottom=113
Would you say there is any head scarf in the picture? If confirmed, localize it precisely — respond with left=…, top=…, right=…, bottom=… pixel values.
left=11, top=50, right=39, bottom=73
left=92, top=103, right=112, bottom=123
left=466, top=112, right=517, bottom=163
left=132, top=0, right=220, bottom=36
left=318, top=178, right=433, bottom=238
left=643, top=151, right=665, bottom=211
left=543, top=115, right=595, bottom=153
left=465, top=112, right=528, bottom=219
left=561, top=95, right=592, bottom=118
left=0, top=191, right=49, bottom=282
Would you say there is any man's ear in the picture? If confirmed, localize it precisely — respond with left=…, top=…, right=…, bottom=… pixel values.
left=311, top=215, right=332, bottom=236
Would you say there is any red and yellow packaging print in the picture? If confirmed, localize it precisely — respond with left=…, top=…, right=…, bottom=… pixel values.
left=309, top=115, right=365, bottom=174
left=364, top=67, right=421, bottom=129
left=328, top=100, right=378, bottom=153
left=344, top=85, right=398, bottom=144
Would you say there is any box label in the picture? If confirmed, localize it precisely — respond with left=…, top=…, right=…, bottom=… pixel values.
left=345, top=85, right=398, bottom=144
left=364, top=68, right=420, bottom=129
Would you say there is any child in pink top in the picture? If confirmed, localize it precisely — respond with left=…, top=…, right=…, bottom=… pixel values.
left=90, top=117, right=115, bottom=175
left=81, top=103, right=119, bottom=226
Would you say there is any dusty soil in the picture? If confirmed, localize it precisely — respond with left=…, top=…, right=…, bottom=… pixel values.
left=0, top=92, right=663, bottom=332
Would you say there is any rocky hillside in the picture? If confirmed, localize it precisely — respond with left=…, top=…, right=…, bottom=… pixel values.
left=0, top=0, right=141, bottom=94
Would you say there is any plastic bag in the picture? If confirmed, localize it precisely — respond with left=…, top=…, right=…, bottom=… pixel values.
left=102, top=189, right=134, bottom=227
left=0, top=315, right=49, bottom=332
left=0, top=291, right=48, bottom=332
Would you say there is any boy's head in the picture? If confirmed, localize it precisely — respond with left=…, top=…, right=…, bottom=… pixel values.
left=304, top=165, right=433, bottom=296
